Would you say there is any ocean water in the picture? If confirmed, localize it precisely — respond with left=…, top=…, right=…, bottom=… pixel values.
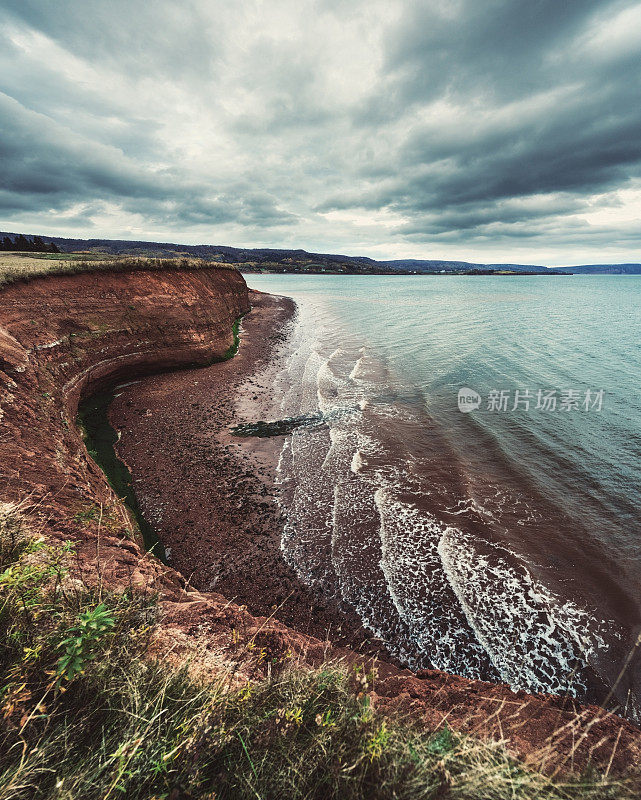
left=244, top=273, right=641, bottom=717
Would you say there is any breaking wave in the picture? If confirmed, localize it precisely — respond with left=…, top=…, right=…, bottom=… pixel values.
left=267, top=293, right=626, bottom=712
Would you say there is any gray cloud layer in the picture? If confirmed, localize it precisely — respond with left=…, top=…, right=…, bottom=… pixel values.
left=0, top=0, right=640, bottom=263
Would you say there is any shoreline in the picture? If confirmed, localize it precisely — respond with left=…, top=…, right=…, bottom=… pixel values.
left=241, top=271, right=573, bottom=277
left=109, top=289, right=390, bottom=657
left=0, top=265, right=638, bottom=771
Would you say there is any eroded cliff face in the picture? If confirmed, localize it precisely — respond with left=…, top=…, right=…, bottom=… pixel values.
left=0, top=266, right=638, bottom=772
left=0, top=268, right=248, bottom=515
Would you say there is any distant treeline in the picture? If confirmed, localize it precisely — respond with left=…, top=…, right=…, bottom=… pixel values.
left=1, top=234, right=60, bottom=253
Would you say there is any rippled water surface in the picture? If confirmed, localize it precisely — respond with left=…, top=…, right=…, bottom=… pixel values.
left=245, top=274, right=641, bottom=716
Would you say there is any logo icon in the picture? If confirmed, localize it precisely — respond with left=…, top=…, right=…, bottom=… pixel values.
left=458, top=387, right=481, bottom=413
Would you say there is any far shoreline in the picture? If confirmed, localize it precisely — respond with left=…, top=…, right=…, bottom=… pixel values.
left=241, top=270, right=574, bottom=276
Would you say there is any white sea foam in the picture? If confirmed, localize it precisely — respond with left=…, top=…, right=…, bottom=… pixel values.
left=275, top=438, right=292, bottom=483
left=375, top=488, right=495, bottom=678
left=275, top=300, right=327, bottom=416
left=351, top=450, right=365, bottom=474
left=444, top=497, right=495, bottom=520
left=281, top=425, right=335, bottom=587
left=273, top=293, right=617, bottom=702
left=437, top=528, right=616, bottom=696
left=349, top=355, right=367, bottom=381
left=372, top=486, right=619, bottom=696
left=250, top=280, right=637, bottom=716
left=331, top=480, right=417, bottom=664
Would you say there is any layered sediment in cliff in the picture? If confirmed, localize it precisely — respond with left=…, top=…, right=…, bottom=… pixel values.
left=0, top=265, right=638, bottom=772
left=0, top=268, right=248, bottom=517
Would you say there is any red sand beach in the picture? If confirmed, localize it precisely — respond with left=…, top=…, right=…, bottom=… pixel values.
left=110, top=289, right=388, bottom=656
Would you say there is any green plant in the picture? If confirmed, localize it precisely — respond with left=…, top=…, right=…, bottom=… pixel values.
left=73, top=505, right=100, bottom=524
left=366, top=719, right=390, bottom=761
left=56, top=603, right=116, bottom=681
left=221, top=315, right=243, bottom=360
left=427, top=723, right=454, bottom=755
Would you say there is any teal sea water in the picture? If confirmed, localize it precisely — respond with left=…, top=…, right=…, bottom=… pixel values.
left=245, top=273, right=641, bottom=716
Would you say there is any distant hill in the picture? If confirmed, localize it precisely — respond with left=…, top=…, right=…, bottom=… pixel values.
left=382, top=259, right=641, bottom=274
left=553, top=263, right=641, bottom=275
left=0, top=233, right=394, bottom=274
left=3, top=231, right=637, bottom=275
left=380, top=259, right=548, bottom=273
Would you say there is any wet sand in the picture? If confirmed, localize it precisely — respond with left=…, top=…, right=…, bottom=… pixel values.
left=110, top=289, right=389, bottom=656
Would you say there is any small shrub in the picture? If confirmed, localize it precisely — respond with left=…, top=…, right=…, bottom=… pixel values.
left=56, top=603, right=116, bottom=681
left=73, top=505, right=100, bottom=524
left=427, top=723, right=454, bottom=755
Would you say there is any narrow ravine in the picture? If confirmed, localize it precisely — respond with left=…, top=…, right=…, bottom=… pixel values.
left=75, top=314, right=245, bottom=565
left=77, top=388, right=167, bottom=561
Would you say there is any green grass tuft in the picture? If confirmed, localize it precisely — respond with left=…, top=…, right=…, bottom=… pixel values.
left=221, top=316, right=243, bottom=361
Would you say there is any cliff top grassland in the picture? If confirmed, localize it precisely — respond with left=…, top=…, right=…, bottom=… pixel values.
left=0, top=251, right=238, bottom=289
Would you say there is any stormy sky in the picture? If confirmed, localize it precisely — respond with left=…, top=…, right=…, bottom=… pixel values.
left=1, top=0, right=640, bottom=264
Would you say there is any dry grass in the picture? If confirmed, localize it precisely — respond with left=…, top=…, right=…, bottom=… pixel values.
left=0, top=503, right=639, bottom=799
left=0, top=252, right=238, bottom=289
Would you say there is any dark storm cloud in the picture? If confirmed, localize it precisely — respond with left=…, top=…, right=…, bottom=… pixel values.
left=338, top=90, right=641, bottom=217
left=0, top=93, right=160, bottom=199
left=0, top=0, right=639, bottom=260
left=383, top=0, right=607, bottom=105
left=0, top=85, right=295, bottom=229
left=319, top=0, right=641, bottom=251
